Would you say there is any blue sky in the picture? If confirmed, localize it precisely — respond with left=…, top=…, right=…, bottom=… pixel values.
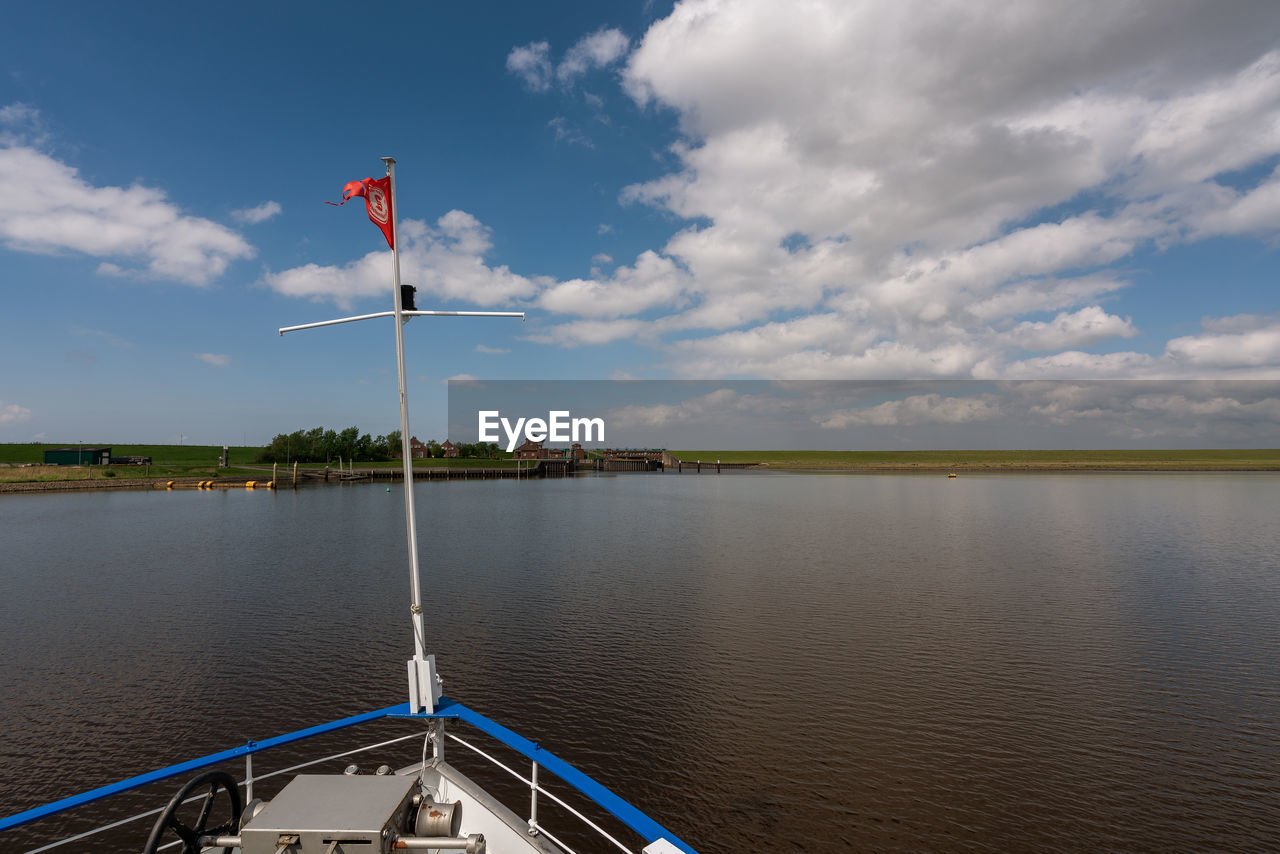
left=2, top=1, right=1279, bottom=447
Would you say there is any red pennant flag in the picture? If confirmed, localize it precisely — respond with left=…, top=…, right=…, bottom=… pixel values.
left=326, top=176, right=395, bottom=249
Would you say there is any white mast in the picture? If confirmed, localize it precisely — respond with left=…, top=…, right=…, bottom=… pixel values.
left=280, top=157, right=523, bottom=713
left=382, top=156, right=436, bottom=713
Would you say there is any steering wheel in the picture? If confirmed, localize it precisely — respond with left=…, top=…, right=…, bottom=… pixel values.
left=143, top=770, right=243, bottom=854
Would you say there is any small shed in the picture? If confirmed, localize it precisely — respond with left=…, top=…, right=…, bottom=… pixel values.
left=44, top=446, right=111, bottom=465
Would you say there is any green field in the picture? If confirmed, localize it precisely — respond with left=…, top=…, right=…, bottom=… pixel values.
left=672, top=449, right=1280, bottom=470
left=0, top=444, right=270, bottom=482
left=0, top=444, right=524, bottom=484
left=0, top=443, right=266, bottom=466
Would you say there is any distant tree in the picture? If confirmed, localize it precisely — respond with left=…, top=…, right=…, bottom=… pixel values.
left=385, top=429, right=403, bottom=459
left=257, top=425, right=397, bottom=463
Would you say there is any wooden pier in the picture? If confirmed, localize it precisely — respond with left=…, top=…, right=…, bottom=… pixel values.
left=277, top=452, right=752, bottom=485
left=663, top=453, right=758, bottom=473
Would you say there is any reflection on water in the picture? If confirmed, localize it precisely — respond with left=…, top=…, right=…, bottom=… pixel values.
left=2, top=472, right=1279, bottom=852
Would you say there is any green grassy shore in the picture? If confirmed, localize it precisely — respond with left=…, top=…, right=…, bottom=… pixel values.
left=672, top=449, right=1280, bottom=470
left=0, top=444, right=521, bottom=486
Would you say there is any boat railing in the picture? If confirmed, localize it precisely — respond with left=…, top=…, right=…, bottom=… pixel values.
left=0, top=699, right=696, bottom=854
left=444, top=729, right=631, bottom=854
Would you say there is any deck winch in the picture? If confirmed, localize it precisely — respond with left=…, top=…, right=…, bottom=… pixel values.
left=144, top=770, right=483, bottom=854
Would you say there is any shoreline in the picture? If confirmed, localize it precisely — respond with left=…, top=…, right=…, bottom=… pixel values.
left=3, top=464, right=1278, bottom=494
left=0, top=475, right=268, bottom=494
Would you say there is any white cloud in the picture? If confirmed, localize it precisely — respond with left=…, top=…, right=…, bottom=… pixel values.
left=0, top=102, right=45, bottom=145
left=670, top=337, right=991, bottom=380
left=671, top=313, right=859, bottom=362
left=607, top=388, right=741, bottom=428
left=605, top=387, right=812, bottom=429
left=261, top=211, right=546, bottom=311
left=524, top=318, right=650, bottom=348
left=596, top=1, right=1280, bottom=375
left=1003, top=306, right=1138, bottom=352
left=232, top=200, right=282, bottom=224
left=509, top=29, right=630, bottom=93
left=1190, top=167, right=1280, bottom=238
left=1002, top=351, right=1162, bottom=379
left=557, top=28, right=630, bottom=85
left=0, top=143, right=253, bottom=284
left=999, top=314, right=1280, bottom=380
left=1166, top=319, right=1280, bottom=368
left=474, top=344, right=510, bottom=355
left=538, top=250, right=689, bottom=318
left=817, top=393, right=1001, bottom=428
left=195, top=352, right=231, bottom=367
left=1, top=401, right=32, bottom=424
left=0, top=103, right=39, bottom=124
left=472, top=6, right=1280, bottom=381
left=506, top=41, right=553, bottom=92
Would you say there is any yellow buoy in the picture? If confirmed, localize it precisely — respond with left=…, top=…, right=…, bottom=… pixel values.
left=947, top=472, right=957, bottom=478
left=245, top=480, right=257, bottom=488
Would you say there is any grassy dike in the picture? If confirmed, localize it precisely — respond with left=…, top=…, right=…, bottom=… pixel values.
left=671, top=449, right=1280, bottom=471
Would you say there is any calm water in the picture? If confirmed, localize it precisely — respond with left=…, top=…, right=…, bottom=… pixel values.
left=2, top=472, right=1279, bottom=852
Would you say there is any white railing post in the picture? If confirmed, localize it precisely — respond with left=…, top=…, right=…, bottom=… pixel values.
left=529, top=761, right=539, bottom=835
left=245, top=753, right=254, bottom=802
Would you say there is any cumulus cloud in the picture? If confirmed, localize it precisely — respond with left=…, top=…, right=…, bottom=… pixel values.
left=538, top=250, right=690, bottom=318
left=0, top=138, right=253, bottom=284
left=1165, top=317, right=1280, bottom=368
left=232, top=201, right=282, bottom=224
left=605, top=387, right=807, bottom=430
left=1003, top=306, right=1138, bottom=352
left=474, top=344, right=510, bottom=355
left=524, top=317, right=650, bottom=348
left=327, top=3, right=1280, bottom=381
left=999, top=314, right=1280, bottom=379
left=1, top=401, right=32, bottom=424
left=261, top=211, right=548, bottom=311
left=599, top=1, right=1280, bottom=376
left=817, top=393, right=1001, bottom=428
left=195, top=352, right=231, bottom=367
